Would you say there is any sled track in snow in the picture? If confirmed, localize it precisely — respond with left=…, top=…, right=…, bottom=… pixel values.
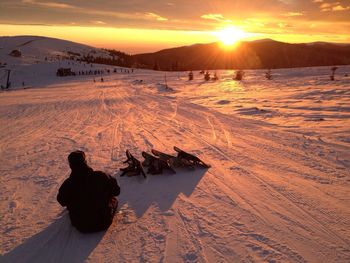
left=126, top=88, right=350, bottom=259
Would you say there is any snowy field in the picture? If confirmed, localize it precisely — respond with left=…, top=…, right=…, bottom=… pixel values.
left=1, top=63, right=350, bottom=262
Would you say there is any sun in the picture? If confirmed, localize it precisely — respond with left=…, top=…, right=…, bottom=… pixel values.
left=215, top=26, right=247, bottom=48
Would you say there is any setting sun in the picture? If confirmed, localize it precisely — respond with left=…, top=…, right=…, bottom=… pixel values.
left=215, top=26, right=248, bottom=47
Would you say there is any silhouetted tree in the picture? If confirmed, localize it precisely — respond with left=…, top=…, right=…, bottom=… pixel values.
left=153, top=60, right=160, bottom=71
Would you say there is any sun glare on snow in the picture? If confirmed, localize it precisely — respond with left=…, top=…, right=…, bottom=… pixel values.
left=215, top=26, right=248, bottom=48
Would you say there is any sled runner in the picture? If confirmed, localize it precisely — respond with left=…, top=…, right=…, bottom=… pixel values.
left=120, top=150, right=146, bottom=178
left=174, top=146, right=211, bottom=168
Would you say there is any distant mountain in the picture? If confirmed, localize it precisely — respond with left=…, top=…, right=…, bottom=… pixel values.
left=133, top=39, right=350, bottom=70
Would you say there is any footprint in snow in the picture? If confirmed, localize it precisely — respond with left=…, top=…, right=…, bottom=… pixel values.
left=154, top=234, right=165, bottom=242
left=184, top=252, right=198, bottom=262
left=118, top=207, right=137, bottom=224
left=162, top=210, right=175, bottom=216
left=9, top=201, right=18, bottom=210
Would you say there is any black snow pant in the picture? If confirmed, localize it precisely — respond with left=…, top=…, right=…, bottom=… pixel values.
left=71, top=197, right=119, bottom=233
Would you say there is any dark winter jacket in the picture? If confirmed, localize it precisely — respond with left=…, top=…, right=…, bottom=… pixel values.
left=57, top=165, right=120, bottom=232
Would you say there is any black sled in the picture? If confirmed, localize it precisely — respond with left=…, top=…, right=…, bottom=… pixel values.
left=120, top=150, right=146, bottom=178
left=152, top=149, right=194, bottom=170
left=174, top=146, right=211, bottom=168
left=142, top=151, right=176, bottom=175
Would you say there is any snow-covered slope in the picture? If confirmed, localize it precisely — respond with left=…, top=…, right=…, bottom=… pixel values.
left=0, top=36, right=121, bottom=89
left=0, top=63, right=349, bottom=262
left=0, top=35, right=112, bottom=66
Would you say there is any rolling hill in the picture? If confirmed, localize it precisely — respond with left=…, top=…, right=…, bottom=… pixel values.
left=134, top=39, right=350, bottom=70
left=0, top=35, right=113, bottom=66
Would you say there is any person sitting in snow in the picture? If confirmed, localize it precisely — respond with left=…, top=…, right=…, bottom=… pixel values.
left=57, top=151, right=120, bottom=232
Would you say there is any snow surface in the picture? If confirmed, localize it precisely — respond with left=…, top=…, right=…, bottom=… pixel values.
left=0, top=39, right=350, bottom=263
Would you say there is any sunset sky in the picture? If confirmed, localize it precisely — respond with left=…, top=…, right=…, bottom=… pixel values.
left=1, top=0, right=350, bottom=53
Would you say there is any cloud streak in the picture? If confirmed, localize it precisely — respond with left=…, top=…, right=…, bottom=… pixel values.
left=145, top=13, right=168, bottom=21
left=201, top=14, right=232, bottom=23
left=22, top=0, right=76, bottom=9
left=21, top=0, right=169, bottom=23
left=318, top=1, right=350, bottom=12
left=282, top=12, right=303, bottom=17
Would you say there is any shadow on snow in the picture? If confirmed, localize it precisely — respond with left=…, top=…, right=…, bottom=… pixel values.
left=117, top=168, right=207, bottom=217
left=1, top=168, right=206, bottom=262
left=1, top=211, right=105, bottom=263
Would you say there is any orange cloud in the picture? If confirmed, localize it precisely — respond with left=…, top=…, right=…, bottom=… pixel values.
left=91, top=21, right=106, bottom=25
left=282, top=12, right=303, bottom=17
left=145, top=13, right=168, bottom=21
left=201, top=14, right=232, bottom=23
left=332, top=5, right=350, bottom=11
left=320, top=1, right=350, bottom=12
left=22, top=0, right=76, bottom=9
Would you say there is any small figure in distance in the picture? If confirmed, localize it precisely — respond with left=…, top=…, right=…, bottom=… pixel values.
left=330, top=66, right=338, bottom=81
left=101, top=77, right=104, bottom=82
left=212, top=72, right=219, bottom=81
left=188, top=71, right=194, bottom=81
left=265, top=69, right=272, bottom=80
left=57, top=151, right=120, bottom=233
left=234, top=70, right=244, bottom=81
left=204, top=71, right=210, bottom=81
